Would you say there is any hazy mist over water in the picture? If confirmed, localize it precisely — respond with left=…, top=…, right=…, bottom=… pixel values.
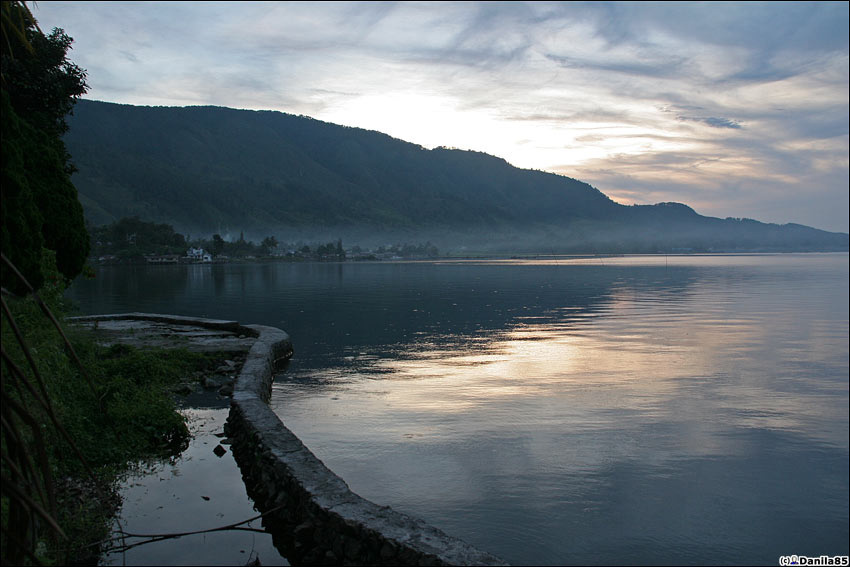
left=68, top=254, right=849, bottom=565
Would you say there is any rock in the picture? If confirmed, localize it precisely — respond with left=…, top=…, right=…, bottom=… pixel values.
left=218, top=383, right=234, bottom=397
left=203, top=376, right=223, bottom=389
left=224, top=359, right=237, bottom=369
left=213, top=444, right=227, bottom=457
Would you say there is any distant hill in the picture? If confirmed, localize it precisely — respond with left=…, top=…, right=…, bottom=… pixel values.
left=64, top=100, right=848, bottom=253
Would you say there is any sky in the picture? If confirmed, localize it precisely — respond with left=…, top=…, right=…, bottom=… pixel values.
left=33, top=1, right=850, bottom=233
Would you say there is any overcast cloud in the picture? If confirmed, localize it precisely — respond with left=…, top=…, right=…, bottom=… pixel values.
left=34, top=1, right=849, bottom=232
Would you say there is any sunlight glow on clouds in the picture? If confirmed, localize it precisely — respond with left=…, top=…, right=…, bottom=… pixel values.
left=34, top=1, right=849, bottom=232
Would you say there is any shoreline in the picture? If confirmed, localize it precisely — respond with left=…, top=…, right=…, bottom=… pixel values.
left=71, top=313, right=507, bottom=566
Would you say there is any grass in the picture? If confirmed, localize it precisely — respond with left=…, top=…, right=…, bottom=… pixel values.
left=1, top=252, right=222, bottom=564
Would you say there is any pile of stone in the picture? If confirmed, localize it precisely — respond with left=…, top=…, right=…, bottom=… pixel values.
left=200, top=357, right=244, bottom=397
left=171, top=355, right=247, bottom=398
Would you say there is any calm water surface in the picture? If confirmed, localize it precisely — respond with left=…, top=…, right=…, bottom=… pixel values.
left=101, top=407, right=287, bottom=566
left=68, top=254, right=849, bottom=565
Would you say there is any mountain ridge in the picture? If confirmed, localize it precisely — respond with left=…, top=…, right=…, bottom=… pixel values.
left=63, top=100, right=848, bottom=253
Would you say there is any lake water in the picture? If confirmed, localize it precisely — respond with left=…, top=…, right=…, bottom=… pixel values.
left=67, top=254, right=849, bottom=565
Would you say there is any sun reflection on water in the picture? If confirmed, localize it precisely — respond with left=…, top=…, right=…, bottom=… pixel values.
left=266, top=256, right=848, bottom=565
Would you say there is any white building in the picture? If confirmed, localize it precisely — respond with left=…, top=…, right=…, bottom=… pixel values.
left=186, top=247, right=213, bottom=263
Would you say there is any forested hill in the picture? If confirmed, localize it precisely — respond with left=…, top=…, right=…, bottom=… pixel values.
left=64, top=100, right=848, bottom=253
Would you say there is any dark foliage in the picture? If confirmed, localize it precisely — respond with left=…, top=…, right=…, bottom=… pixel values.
left=1, top=2, right=90, bottom=292
left=63, top=101, right=614, bottom=231
left=91, top=216, right=187, bottom=258
left=1, top=9, right=87, bottom=137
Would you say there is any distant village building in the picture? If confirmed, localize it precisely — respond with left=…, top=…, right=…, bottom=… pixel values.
left=186, top=247, right=204, bottom=260
left=186, top=247, right=213, bottom=263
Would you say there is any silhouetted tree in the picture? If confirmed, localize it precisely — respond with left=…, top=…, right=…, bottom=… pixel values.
left=89, top=217, right=186, bottom=257
left=261, top=235, right=278, bottom=254
left=1, top=1, right=89, bottom=292
left=212, top=234, right=225, bottom=256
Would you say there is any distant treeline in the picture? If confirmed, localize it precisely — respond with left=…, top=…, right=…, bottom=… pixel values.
left=89, top=217, right=465, bottom=261
left=90, top=216, right=298, bottom=259
left=90, top=217, right=187, bottom=258
left=353, top=242, right=440, bottom=259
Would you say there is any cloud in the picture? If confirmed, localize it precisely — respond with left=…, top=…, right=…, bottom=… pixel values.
left=677, top=116, right=742, bottom=129
left=31, top=1, right=849, bottom=233
left=561, top=129, right=849, bottom=232
left=543, top=53, right=687, bottom=80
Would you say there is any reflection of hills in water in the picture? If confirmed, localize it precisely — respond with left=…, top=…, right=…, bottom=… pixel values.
left=68, top=258, right=845, bottom=385
left=265, top=261, right=701, bottom=375
left=71, top=260, right=703, bottom=376
left=68, top=261, right=702, bottom=345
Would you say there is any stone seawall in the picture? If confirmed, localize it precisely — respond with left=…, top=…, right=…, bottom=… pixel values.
left=72, top=313, right=506, bottom=565
left=226, top=322, right=507, bottom=566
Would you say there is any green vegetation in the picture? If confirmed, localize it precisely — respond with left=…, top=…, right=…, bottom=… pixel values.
left=2, top=299, right=200, bottom=474
left=1, top=2, right=90, bottom=294
left=1, top=252, right=219, bottom=564
left=292, top=239, right=346, bottom=261
left=88, top=215, right=358, bottom=262
left=373, top=242, right=439, bottom=259
left=90, top=216, right=187, bottom=259
left=89, top=216, right=285, bottom=260
left=1, top=5, right=223, bottom=564
left=63, top=100, right=848, bottom=252
left=63, top=100, right=614, bottom=233
left=198, top=230, right=283, bottom=259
